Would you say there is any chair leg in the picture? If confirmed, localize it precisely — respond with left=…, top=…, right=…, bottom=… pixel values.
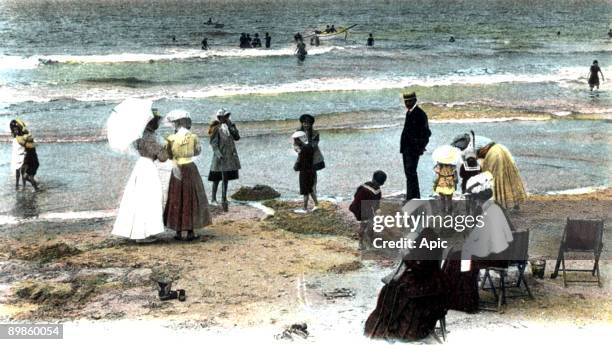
left=551, top=245, right=564, bottom=279
left=439, top=316, right=447, bottom=342
left=560, top=253, right=568, bottom=288
left=500, top=271, right=507, bottom=306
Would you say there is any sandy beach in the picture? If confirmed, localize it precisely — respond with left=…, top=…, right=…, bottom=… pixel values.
left=1, top=188, right=610, bottom=342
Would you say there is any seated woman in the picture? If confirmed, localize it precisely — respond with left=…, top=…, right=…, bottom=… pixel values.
left=364, top=228, right=448, bottom=341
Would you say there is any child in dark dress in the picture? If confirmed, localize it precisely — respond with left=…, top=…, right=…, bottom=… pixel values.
left=292, top=131, right=318, bottom=213
left=349, top=171, right=387, bottom=249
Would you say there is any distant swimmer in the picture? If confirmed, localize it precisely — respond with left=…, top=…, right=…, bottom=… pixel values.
left=246, top=33, right=252, bottom=46
left=330, top=25, right=337, bottom=33
left=296, top=39, right=307, bottom=61
left=206, top=17, right=213, bottom=24
left=201, top=37, right=209, bottom=50
left=367, top=33, right=374, bottom=46
left=557, top=31, right=561, bottom=36
left=449, top=36, right=455, bottom=42
left=265, top=32, right=271, bottom=48
left=587, top=60, right=604, bottom=91
left=294, top=32, right=303, bottom=43
left=172, top=35, right=176, bottom=42
left=324, top=25, right=331, bottom=33
left=310, top=35, right=320, bottom=46
left=252, top=33, right=262, bottom=48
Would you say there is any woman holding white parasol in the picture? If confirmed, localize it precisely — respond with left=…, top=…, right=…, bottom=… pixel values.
left=107, top=99, right=168, bottom=240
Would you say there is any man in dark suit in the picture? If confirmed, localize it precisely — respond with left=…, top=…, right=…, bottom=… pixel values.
left=400, top=91, right=431, bottom=201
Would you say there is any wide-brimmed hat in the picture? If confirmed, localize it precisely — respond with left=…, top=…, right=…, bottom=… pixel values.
left=432, top=145, right=460, bottom=165
left=166, top=109, right=191, bottom=122
left=299, top=114, right=315, bottom=124
left=216, top=108, right=231, bottom=118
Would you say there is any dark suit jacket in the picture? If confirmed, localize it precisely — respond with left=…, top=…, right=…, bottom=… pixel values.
left=400, top=106, right=431, bottom=155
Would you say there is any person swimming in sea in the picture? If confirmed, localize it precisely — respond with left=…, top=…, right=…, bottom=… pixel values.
left=367, top=33, right=374, bottom=46
left=449, top=36, right=455, bottom=42
left=294, top=32, right=303, bottom=43
left=296, top=39, right=307, bottom=61
left=201, top=37, right=209, bottom=50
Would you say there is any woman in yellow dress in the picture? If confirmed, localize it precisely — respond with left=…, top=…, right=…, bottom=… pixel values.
left=163, top=110, right=212, bottom=241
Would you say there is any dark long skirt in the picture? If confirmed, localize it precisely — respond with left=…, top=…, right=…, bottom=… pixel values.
left=443, top=251, right=480, bottom=313
left=364, top=260, right=448, bottom=341
left=23, top=148, right=39, bottom=176
left=164, top=163, right=212, bottom=232
left=208, top=170, right=239, bottom=181
left=299, top=170, right=316, bottom=195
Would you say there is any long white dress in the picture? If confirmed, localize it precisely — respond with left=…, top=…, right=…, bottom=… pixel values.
left=112, top=131, right=166, bottom=240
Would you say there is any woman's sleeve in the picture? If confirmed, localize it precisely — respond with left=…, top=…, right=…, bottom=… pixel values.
left=229, top=123, right=240, bottom=141
left=209, top=129, right=222, bottom=158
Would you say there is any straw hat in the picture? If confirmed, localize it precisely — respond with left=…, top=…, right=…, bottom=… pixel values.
left=292, top=131, right=307, bottom=142
left=216, top=108, right=231, bottom=118
left=432, top=145, right=460, bottom=165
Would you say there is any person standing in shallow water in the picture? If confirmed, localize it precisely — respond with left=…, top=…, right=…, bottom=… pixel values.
left=587, top=60, right=604, bottom=91
left=208, top=108, right=241, bottom=212
left=292, top=131, right=318, bottom=213
left=264, top=32, right=271, bottom=48
left=298, top=114, right=325, bottom=172
left=295, top=39, right=307, bottom=61
left=164, top=110, right=212, bottom=241
left=10, top=119, right=39, bottom=191
left=367, top=33, right=374, bottom=46
left=399, top=91, right=431, bottom=201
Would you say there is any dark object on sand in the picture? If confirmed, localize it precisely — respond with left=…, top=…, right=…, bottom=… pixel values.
left=159, top=290, right=178, bottom=301
left=178, top=289, right=186, bottom=302
left=323, top=287, right=355, bottom=299
left=531, top=259, right=546, bottom=279
left=231, top=184, right=281, bottom=201
left=157, top=281, right=173, bottom=298
left=275, top=323, right=309, bottom=340
left=550, top=218, right=604, bottom=287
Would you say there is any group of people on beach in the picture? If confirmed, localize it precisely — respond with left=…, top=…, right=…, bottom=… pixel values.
left=105, top=102, right=328, bottom=242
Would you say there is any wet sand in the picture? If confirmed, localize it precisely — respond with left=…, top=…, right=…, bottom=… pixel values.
left=0, top=189, right=610, bottom=339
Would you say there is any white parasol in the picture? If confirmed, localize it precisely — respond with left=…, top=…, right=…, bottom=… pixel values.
left=106, top=99, right=154, bottom=153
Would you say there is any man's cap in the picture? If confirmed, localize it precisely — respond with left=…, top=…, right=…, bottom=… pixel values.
left=402, top=90, right=417, bottom=100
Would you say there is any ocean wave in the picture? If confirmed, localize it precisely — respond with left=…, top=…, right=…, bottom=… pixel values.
left=0, top=46, right=342, bottom=70
left=545, top=186, right=608, bottom=196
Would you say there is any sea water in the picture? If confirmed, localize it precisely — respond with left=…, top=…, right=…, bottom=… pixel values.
left=0, top=0, right=610, bottom=221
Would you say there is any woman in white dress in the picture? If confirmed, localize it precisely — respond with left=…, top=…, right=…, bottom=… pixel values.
left=112, top=111, right=169, bottom=240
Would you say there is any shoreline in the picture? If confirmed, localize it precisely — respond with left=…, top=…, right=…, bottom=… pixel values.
left=0, top=102, right=610, bottom=143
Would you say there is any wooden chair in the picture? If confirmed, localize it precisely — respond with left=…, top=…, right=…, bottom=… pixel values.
left=480, top=231, right=533, bottom=311
left=550, top=218, right=604, bottom=287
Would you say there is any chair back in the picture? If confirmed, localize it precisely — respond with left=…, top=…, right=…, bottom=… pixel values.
left=563, top=218, right=604, bottom=252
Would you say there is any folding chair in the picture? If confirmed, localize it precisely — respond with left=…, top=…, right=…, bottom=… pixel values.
left=550, top=218, right=604, bottom=287
left=480, top=230, right=533, bottom=311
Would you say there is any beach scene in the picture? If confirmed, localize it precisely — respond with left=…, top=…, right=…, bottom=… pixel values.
left=0, top=0, right=610, bottom=343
